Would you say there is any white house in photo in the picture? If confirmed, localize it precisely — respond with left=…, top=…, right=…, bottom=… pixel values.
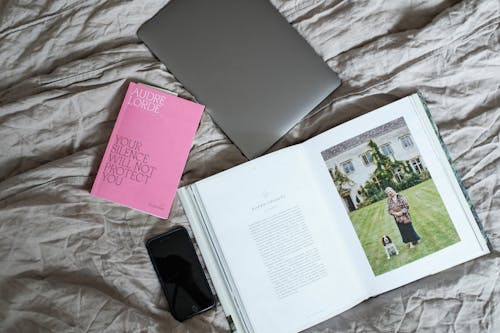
left=321, top=117, right=426, bottom=212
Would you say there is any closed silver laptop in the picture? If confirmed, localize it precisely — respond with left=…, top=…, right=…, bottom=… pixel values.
left=138, top=0, right=341, bottom=158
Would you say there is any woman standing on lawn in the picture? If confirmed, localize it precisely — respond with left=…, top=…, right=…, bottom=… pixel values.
left=385, top=187, right=420, bottom=248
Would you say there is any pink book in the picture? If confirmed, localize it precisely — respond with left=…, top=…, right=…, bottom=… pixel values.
left=91, top=82, right=204, bottom=218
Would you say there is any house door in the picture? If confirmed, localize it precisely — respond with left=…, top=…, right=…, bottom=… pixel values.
left=343, top=195, right=356, bottom=212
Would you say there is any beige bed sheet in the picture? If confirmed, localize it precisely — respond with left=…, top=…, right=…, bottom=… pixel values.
left=0, top=0, right=499, bottom=332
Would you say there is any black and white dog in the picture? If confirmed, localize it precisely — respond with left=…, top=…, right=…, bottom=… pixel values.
left=382, top=235, right=399, bottom=259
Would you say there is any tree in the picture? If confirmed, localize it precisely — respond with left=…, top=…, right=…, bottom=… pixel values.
left=330, top=165, right=351, bottom=196
left=367, top=139, right=400, bottom=190
left=362, top=140, right=426, bottom=202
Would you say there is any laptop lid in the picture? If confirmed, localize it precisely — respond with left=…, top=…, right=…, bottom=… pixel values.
left=138, top=0, right=341, bottom=158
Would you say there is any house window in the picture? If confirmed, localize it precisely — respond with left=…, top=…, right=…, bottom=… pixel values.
left=393, top=167, right=404, bottom=182
left=380, top=143, right=393, bottom=156
left=410, top=157, right=424, bottom=174
left=399, top=135, right=413, bottom=149
left=360, top=151, right=373, bottom=166
left=341, top=160, right=355, bottom=174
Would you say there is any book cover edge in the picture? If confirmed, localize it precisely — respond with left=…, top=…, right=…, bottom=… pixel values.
left=415, top=92, right=492, bottom=251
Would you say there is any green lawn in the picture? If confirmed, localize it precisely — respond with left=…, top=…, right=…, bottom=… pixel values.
left=348, top=179, right=460, bottom=276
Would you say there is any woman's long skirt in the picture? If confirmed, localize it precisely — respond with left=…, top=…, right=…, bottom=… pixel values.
left=396, top=222, right=420, bottom=244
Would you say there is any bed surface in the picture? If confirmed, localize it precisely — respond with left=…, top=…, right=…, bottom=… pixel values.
left=0, top=0, right=498, bottom=332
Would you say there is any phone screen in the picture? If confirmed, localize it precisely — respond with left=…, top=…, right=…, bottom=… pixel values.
left=146, top=227, right=215, bottom=321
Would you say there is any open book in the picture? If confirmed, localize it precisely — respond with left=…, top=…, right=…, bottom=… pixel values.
left=178, top=94, right=490, bottom=333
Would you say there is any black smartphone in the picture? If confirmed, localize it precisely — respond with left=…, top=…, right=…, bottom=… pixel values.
left=146, top=226, right=215, bottom=321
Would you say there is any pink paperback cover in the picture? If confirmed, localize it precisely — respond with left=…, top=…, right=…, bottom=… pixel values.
left=91, top=82, right=204, bottom=218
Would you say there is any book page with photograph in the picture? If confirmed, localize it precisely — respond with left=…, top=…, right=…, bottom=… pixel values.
left=302, top=94, right=489, bottom=296
left=192, top=146, right=368, bottom=333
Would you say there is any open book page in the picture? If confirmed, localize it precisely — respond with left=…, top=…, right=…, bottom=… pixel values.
left=302, top=94, right=489, bottom=296
left=192, top=146, right=368, bottom=333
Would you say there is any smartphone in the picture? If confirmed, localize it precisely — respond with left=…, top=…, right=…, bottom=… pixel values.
left=146, top=226, right=215, bottom=321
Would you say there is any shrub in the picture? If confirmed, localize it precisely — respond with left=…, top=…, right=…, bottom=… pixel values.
left=396, top=173, right=422, bottom=191
left=366, top=190, right=387, bottom=203
left=420, top=169, right=431, bottom=181
left=357, top=199, right=374, bottom=208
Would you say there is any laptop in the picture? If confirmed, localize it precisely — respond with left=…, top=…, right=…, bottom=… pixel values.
left=138, top=0, right=341, bottom=158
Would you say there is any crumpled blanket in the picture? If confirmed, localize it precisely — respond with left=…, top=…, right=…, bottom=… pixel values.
left=0, top=0, right=498, bottom=332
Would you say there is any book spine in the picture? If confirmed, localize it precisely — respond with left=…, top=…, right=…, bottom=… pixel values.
left=415, top=92, right=492, bottom=251
left=178, top=185, right=252, bottom=333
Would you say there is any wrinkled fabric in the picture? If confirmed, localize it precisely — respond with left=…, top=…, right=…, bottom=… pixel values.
left=0, top=0, right=499, bottom=332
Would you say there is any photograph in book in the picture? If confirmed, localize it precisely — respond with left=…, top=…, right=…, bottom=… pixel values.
left=321, top=117, right=460, bottom=276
